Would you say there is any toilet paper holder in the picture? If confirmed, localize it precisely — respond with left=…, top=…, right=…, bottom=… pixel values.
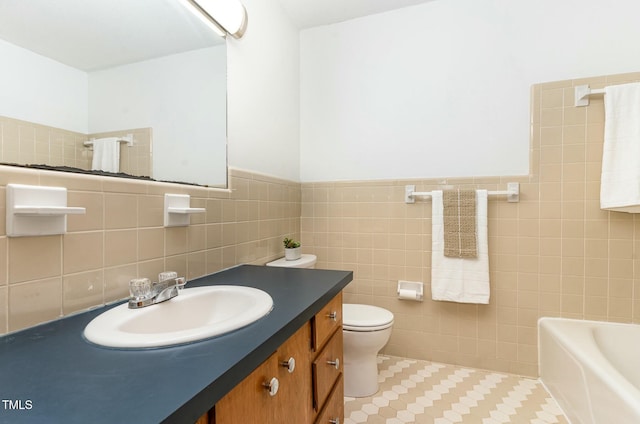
left=397, top=280, right=424, bottom=301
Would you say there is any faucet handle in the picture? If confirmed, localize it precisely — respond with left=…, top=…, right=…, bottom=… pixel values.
left=175, top=277, right=187, bottom=290
left=129, top=278, right=152, bottom=300
left=158, top=271, right=178, bottom=282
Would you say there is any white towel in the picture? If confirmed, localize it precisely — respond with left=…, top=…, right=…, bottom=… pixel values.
left=601, top=82, right=640, bottom=213
left=91, top=137, right=121, bottom=173
left=431, top=190, right=490, bottom=304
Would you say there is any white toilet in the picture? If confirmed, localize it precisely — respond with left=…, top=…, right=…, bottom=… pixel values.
left=343, top=303, right=394, bottom=397
left=266, top=254, right=317, bottom=269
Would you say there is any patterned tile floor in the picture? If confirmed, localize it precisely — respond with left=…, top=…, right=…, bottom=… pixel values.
left=344, top=356, right=568, bottom=424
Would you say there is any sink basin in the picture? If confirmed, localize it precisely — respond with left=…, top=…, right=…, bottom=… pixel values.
left=84, top=285, right=273, bottom=349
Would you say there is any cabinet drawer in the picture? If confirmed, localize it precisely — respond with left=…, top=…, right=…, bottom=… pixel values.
left=312, top=327, right=343, bottom=411
left=313, top=292, right=342, bottom=351
left=314, top=374, right=344, bottom=424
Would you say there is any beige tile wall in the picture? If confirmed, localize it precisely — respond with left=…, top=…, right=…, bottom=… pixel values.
left=0, top=115, right=153, bottom=177
left=0, top=115, right=88, bottom=169
left=302, top=71, right=640, bottom=377
left=0, top=166, right=300, bottom=334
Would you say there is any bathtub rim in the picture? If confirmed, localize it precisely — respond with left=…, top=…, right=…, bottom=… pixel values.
left=537, top=317, right=640, bottom=422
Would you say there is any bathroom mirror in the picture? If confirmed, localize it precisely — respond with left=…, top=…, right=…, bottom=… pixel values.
left=0, top=0, right=228, bottom=187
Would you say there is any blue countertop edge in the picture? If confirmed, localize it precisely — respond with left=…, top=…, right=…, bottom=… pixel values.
left=0, top=265, right=353, bottom=424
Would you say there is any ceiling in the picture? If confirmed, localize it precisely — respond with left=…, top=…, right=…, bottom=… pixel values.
left=0, top=0, right=435, bottom=71
left=0, top=0, right=223, bottom=71
left=278, top=0, right=436, bottom=29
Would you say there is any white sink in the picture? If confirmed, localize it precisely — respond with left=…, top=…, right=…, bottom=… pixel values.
left=84, top=285, right=273, bottom=349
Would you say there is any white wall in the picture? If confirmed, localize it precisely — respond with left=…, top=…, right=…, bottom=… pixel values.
left=226, top=0, right=301, bottom=182
left=0, top=39, right=87, bottom=134
left=299, top=0, right=640, bottom=182
left=88, top=46, right=226, bottom=186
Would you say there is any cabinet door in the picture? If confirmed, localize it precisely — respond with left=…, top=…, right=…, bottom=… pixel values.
left=276, top=321, right=313, bottom=423
left=312, top=328, right=343, bottom=411
left=314, top=374, right=344, bottom=424
left=215, top=352, right=280, bottom=424
left=195, top=412, right=210, bottom=424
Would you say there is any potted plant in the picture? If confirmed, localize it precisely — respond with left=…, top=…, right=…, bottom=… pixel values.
left=283, top=237, right=301, bottom=261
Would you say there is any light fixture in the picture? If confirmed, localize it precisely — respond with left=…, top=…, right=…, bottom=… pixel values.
left=178, top=0, right=248, bottom=39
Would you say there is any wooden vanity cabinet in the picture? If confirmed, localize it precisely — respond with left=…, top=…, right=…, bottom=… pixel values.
left=209, top=292, right=343, bottom=424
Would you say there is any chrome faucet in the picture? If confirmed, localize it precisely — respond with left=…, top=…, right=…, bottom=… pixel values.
left=128, top=274, right=186, bottom=309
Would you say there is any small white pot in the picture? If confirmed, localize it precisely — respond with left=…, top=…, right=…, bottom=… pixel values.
left=285, top=247, right=301, bottom=261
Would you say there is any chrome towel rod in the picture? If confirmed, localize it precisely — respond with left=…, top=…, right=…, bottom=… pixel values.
left=404, top=182, right=520, bottom=204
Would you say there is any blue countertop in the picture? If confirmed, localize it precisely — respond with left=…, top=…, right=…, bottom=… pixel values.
left=0, top=265, right=352, bottom=424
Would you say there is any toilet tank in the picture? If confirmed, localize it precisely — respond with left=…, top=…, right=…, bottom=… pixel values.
left=266, top=254, right=317, bottom=269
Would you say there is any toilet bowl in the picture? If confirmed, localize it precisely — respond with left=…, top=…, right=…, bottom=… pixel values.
left=266, top=254, right=317, bottom=269
left=343, top=303, right=394, bottom=397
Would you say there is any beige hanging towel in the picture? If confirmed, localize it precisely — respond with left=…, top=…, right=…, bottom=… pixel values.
left=443, top=189, right=477, bottom=258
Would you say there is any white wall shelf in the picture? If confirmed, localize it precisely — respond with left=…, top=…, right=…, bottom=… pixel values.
left=164, top=194, right=206, bottom=227
left=6, top=184, right=86, bottom=237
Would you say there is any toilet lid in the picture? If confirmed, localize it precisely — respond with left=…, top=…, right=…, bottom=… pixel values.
left=343, top=304, right=394, bottom=331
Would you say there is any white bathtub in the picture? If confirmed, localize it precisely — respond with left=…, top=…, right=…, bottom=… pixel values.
left=538, top=317, right=640, bottom=424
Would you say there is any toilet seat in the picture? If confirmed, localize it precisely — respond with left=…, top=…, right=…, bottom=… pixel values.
left=343, top=304, right=394, bottom=332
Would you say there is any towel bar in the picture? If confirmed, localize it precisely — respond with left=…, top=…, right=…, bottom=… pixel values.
left=405, top=182, right=519, bottom=204
left=83, top=134, right=134, bottom=147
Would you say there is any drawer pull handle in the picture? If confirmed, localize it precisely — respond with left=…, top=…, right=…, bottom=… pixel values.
left=327, top=311, right=338, bottom=321
left=327, top=358, right=340, bottom=370
left=329, top=419, right=340, bottom=424
left=280, top=357, right=296, bottom=373
left=263, top=377, right=279, bottom=396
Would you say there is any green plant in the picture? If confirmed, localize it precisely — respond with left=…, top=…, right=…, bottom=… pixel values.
left=283, top=238, right=300, bottom=249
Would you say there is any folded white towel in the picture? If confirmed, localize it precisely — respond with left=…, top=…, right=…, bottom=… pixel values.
left=431, top=190, right=490, bottom=304
left=91, top=137, right=121, bottom=173
left=601, top=82, right=640, bottom=213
